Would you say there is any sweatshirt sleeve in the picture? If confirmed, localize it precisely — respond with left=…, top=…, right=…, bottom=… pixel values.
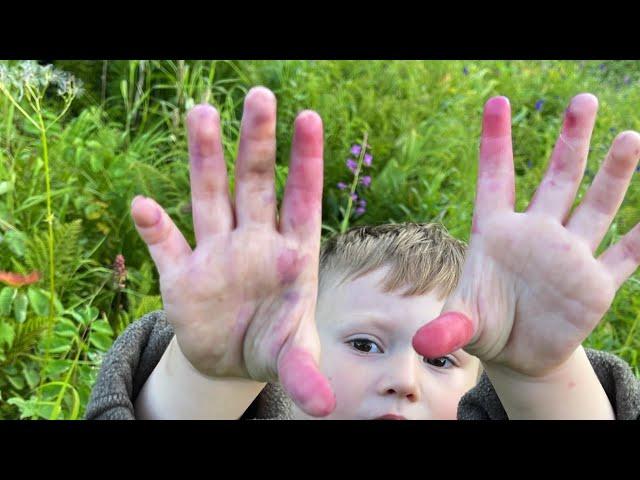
left=84, top=310, right=174, bottom=420
left=457, top=348, right=640, bottom=420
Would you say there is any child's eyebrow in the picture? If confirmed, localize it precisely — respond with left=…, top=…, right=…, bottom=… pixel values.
left=342, top=314, right=399, bottom=333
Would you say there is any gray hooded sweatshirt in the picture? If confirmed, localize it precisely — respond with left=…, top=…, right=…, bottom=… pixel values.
left=85, top=310, right=640, bottom=420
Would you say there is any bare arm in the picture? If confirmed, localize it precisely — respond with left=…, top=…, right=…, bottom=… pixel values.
left=134, top=336, right=266, bottom=420
left=483, top=346, right=614, bottom=419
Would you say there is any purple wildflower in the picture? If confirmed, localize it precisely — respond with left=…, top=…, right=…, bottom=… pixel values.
left=350, top=193, right=358, bottom=201
left=463, top=66, right=469, bottom=76
left=358, top=199, right=367, bottom=208
left=346, top=158, right=358, bottom=173
left=337, top=182, right=348, bottom=190
left=535, top=99, right=544, bottom=111
left=360, top=175, right=371, bottom=187
left=599, top=63, right=606, bottom=71
left=610, top=127, right=616, bottom=133
left=355, top=207, right=366, bottom=215
left=636, top=165, right=640, bottom=173
left=351, top=145, right=362, bottom=156
left=363, top=153, right=372, bottom=166
left=624, top=75, right=631, bottom=85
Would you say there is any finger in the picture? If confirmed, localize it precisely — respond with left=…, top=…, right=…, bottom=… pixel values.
left=566, top=131, right=640, bottom=251
left=186, top=104, right=234, bottom=244
left=279, top=110, right=324, bottom=246
left=234, top=86, right=278, bottom=228
left=526, top=94, right=598, bottom=222
left=131, top=195, right=192, bottom=276
left=473, top=96, right=514, bottom=234
left=412, top=311, right=475, bottom=359
left=277, top=325, right=336, bottom=417
left=599, top=223, right=640, bottom=290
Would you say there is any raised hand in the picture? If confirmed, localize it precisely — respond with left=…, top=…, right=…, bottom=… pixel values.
left=130, top=87, right=335, bottom=417
left=414, top=94, right=640, bottom=378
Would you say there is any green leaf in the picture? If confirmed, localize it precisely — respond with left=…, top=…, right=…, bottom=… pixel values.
left=0, top=287, right=17, bottom=317
left=7, top=396, right=54, bottom=420
left=120, top=80, right=128, bottom=104
left=0, top=322, right=15, bottom=348
left=86, top=306, right=99, bottom=322
left=13, top=291, right=28, bottom=323
left=43, top=359, right=72, bottom=378
left=0, top=181, right=12, bottom=195
left=90, top=319, right=113, bottom=336
left=22, top=364, right=40, bottom=390
left=66, top=309, right=88, bottom=326
left=89, top=154, right=103, bottom=172
left=40, top=335, right=72, bottom=355
left=27, top=287, right=50, bottom=317
left=7, top=374, right=25, bottom=390
left=3, top=230, right=26, bottom=257
left=54, top=317, right=78, bottom=339
left=89, top=332, right=113, bottom=351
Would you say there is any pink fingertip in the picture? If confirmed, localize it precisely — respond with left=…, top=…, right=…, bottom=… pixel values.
left=412, top=312, right=474, bottom=359
left=131, top=196, right=161, bottom=228
left=278, top=347, right=336, bottom=417
left=482, top=96, right=511, bottom=138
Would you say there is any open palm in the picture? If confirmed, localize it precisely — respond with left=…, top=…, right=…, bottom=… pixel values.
left=414, top=94, right=640, bottom=377
left=131, top=87, right=334, bottom=416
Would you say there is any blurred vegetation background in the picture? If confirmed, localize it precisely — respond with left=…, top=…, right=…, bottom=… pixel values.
left=0, top=60, right=638, bottom=419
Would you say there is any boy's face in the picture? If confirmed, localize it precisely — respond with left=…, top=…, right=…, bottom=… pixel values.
left=292, top=266, right=481, bottom=420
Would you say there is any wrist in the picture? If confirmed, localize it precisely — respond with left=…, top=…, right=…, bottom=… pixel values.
left=483, top=346, right=615, bottom=420
left=135, top=336, right=267, bottom=420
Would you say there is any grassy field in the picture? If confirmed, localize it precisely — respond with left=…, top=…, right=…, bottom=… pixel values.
left=0, top=60, right=638, bottom=419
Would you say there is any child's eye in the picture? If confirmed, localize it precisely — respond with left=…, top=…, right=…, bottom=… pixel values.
left=423, top=356, right=455, bottom=368
left=348, top=338, right=383, bottom=354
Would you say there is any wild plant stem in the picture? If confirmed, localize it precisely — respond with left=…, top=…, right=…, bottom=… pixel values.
left=340, top=132, right=368, bottom=234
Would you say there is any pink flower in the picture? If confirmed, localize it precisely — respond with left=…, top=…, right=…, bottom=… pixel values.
left=360, top=176, right=371, bottom=187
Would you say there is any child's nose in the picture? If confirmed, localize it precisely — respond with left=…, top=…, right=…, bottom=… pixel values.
left=378, top=356, right=421, bottom=402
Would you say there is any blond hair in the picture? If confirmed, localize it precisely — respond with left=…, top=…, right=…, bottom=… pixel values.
left=319, top=222, right=466, bottom=300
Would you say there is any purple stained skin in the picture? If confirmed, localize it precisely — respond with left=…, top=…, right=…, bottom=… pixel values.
left=276, top=249, right=307, bottom=285
left=282, top=290, right=300, bottom=303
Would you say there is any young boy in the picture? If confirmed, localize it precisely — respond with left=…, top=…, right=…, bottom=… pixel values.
left=86, top=87, right=640, bottom=420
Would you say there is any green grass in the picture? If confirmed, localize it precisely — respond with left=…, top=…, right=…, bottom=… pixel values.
left=0, top=60, right=638, bottom=418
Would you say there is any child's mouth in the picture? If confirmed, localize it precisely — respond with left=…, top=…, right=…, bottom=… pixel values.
left=375, top=414, right=406, bottom=420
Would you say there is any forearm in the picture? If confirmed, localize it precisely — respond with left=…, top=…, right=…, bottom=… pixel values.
left=484, top=346, right=615, bottom=420
left=134, top=335, right=266, bottom=420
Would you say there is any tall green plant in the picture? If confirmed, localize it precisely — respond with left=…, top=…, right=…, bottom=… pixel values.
left=0, top=61, right=83, bottom=402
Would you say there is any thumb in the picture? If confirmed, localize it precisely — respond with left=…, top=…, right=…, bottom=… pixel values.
left=131, top=195, right=192, bottom=276
left=277, top=318, right=336, bottom=418
left=412, top=294, right=476, bottom=359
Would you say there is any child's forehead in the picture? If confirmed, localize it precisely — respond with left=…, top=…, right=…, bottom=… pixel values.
left=319, top=266, right=445, bottom=320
